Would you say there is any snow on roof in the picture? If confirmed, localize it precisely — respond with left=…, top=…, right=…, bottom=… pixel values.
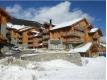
left=69, top=42, right=92, bottom=53
left=18, top=27, right=32, bottom=32
left=50, top=18, right=85, bottom=30
left=90, top=28, right=99, bottom=33
left=34, top=34, right=39, bottom=37
left=39, top=43, right=43, bottom=45
left=31, top=30, right=40, bottom=34
left=7, top=23, right=28, bottom=30
left=100, top=43, right=106, bottom=47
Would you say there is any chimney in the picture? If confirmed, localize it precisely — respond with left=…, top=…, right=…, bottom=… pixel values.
left=50, top=19, right=52, bottom=25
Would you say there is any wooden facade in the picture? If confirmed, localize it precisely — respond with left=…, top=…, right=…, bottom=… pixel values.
left=50, top=19, right=91, bottom=48
left=9, top=27, right=42, bottom=49
left=0, top=8, right=10, bottom=45
left=49, top=18, right=103, bottom=57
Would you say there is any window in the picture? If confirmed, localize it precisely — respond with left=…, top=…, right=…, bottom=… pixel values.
left=19, top=32, right=23, bottom=36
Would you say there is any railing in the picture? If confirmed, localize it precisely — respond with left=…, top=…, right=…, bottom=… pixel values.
left=62, top=32, right=81, bottom=37
left=42, top=35, right=49, bottom=40
left=92, top=35, right=99, bottom=39
left=38, top=38, right=42, bottom=43
left=43, top=29, right=49, bottom=33
left=63, top=38, right=83, bottom=43
left=43, top=41, right=48, bottom=44
left=28, top=40, right=33, bottom=42
left=18, top=35, right=22, bottom=39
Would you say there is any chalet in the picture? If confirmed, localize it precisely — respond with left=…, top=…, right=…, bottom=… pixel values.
left=7, top=17, right=42, bottom=49
left=50, top=18, right=91, bottom=49
left=49, top=18, right=103, bottom=57
left=0, top=8, right=105, bottom=57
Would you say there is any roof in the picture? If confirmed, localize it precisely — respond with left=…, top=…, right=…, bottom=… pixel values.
left=7, top=23, right=29, bottom=30
left=90, top=28, right=99, bottom=33
left=18, top=27, right=33, bottom=32
left=69, top=42, right=92, bottom=53
left=50, top=18, right=86, bottom=30
left=100, top=43, right=106, bottom=47
left=9, top=17, right=42, bottom=28
left=89, top=28, right=103, bottom=36
left=31, top=30, right=40, bottom=34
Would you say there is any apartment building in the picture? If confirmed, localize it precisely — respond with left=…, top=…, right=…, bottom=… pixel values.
left=49, top=18, right=103, bottom=57
left=7, top=17, right=42, bottom=49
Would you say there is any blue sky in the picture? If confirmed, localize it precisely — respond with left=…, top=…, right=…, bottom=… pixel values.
left=0, top=1, right=106, bottom=36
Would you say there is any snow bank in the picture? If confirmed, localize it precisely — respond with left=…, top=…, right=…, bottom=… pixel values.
left=39, top=59, right=78, bottom=70
left=38, top=57, right=106, bottom=80
left=69, top=42, right=92, bottom=53
left=0, top=57, right=105, bottom=80
left=0, top=65, right=37, bottom=80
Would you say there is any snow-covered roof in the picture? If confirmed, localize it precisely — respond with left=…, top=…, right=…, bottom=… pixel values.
left=34, top=34, right=39, bottom=37
left=100, top=43, right=106, bottom=47
left=18, top=27, right=32, bottom=32
left=7, top=23, right=29, bottom=30
left=50, top=18, right=85, bottom=30
left=69, top=42, right=92, bottom=53
left=31, top=31, right=40, bottom=34
left=39, top=43, right=43, bottom=45
left=90, top=28, right=99, bottom=33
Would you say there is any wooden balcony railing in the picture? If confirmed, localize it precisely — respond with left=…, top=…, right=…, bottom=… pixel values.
left=28, top=40, right=33, bottom=42
left=62, top=32, right=81, bottom=37
left=43, top=29, right=49, bottom=33
left=18, top=35, right=22, bottom=39
left=63, top=38, right=83, bottom=43
left=43, top=41, right=48, bottom=45
left=42, top=35, right=49, bottom=40
left=92, top=35, right=99, bottom=39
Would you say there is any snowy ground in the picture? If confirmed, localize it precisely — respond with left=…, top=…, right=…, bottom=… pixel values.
left=0, top=56, right=105, bottom=80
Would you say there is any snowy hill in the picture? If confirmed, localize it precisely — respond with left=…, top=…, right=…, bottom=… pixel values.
left=0, top=56, right=105, bottom=80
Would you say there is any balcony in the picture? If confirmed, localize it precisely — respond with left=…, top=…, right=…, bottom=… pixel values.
left=42, top=35, right=49, bottom=40
left=92, top=35, right=99, bottom=39
left=28, top=44, right=33, bottom=47
left=18, top=42, right=22, bottom=44
left=29, top=35, right=34, bottom=38
left=28, top=40, right=33, bottom=42
left=43, top=41, right=48, bottom=45
left=62, top=32, right=80, bottom=37
left=18, top=39, right=22, bottom=42
left=43, top=29, right=49, bottom=34
left=63, top=38, right=83, bottom=44
left=18, top=35, right=22, bottom=39
left=38, top=38, right=42, bottom=43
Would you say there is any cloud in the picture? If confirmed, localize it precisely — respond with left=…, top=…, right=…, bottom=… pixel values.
left=6, top=1, right=95, bottom=24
